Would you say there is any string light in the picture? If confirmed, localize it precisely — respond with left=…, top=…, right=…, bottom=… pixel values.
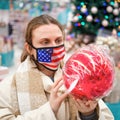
left=103, top=2, right=107, bottom=6
left=105, top=15, right=109, bottom=19
left=80, top=2, right=85, bottom=6
left=117, top=32, right=120, bottom=36
left=78, top=15, right=82, bottom=19
left=116, top=22, right=119, bottom=26
left=74, top=23, right=78, bottom=27
left=81, top=21, right=85, bottom=26
left=110, top=1, right=114, bottom=6
left=77, top=6, right=80, bottom=10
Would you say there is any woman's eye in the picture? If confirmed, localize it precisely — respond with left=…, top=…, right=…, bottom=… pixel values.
left=56, top=39, right=63, bottom=44
left=41, top=40, right=49, bottom=45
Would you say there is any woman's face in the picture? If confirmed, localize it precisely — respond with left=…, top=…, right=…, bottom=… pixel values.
left=31, top=24, right=64, bottom=57
left=33, top=24, right=63, bottom=47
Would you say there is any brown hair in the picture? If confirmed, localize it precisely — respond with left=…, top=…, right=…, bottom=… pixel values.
left=21, top=14, right=65, bottom=62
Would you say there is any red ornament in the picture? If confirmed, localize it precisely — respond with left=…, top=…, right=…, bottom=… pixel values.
left=63, top=45, right=115, bottom=100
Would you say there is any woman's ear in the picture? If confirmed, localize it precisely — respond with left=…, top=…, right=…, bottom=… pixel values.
left=24, top=42, right=32, bottom=54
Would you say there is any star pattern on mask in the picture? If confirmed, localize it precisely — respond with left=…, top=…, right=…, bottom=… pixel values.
left=37, top=48, right=53, bottom=62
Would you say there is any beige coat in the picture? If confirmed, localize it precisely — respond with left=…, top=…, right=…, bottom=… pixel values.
left=0, top=57, right=114, bottom=120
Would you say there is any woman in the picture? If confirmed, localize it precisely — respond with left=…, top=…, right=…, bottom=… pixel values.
left=0, top=14, right=114, bottom=120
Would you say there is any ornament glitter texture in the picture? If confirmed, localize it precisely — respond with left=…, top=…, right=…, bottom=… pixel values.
left=63, top=45, right=115, bottom=100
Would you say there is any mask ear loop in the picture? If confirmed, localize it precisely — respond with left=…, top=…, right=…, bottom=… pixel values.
left=30, top=54, right=47, bottom=71
left=27, top=42, right=37, bottom=50
left=27, top=42, right=39, bottom=69
left=28, top=42, right=64, bottom=49
left=27, top=41, right=39, bottom=62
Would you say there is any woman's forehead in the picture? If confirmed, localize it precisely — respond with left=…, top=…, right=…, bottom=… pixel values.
left=32, top=24, right=63, bottom=38
left=34, top=24, right=61, bottom=32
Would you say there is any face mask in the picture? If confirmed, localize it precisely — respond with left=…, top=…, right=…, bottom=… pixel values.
left=28, top=43, right=65, bottom=71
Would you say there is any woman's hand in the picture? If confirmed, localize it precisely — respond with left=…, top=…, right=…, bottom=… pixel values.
left=73, top=98, right=98, bottom=115
left=49, top=78, right=68, bottom=116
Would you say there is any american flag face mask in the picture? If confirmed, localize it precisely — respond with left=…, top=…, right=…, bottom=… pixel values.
left=29, top=43, right=65, bottom=71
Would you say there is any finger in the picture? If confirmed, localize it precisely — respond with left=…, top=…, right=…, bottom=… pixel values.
left=52, top=77, right=62, bottom=88
left=59, top=92, right=69, bottom=102
left=52, top=80, right=63, bottom=94
left=74, top=99, right=80, bottom=107
left=74, top=99, right=83, bottom=111
left=86, top=100, right=97, bottom=106
left=74, top=101, right=79, bottom=107
left=76, top=99, right=88, bottom=109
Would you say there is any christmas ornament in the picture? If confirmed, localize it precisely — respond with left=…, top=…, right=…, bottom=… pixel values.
left=86, top=15, right=93, bottom=22
left=113, top=9, right=119, bottom=16
left=106, top=6, right=113, bottom=13
left=106, top=0, right=110, bottom=2
left=72, top=16, right=78, bottom=22
left=102, top=19, right=109, bottom=27
left=118, top=25, right=120, bottom=30
left=91, top=6, right=98, bottom=14
left=63, top=44, right=114, bottom=100
left=81, top=7, right=87, bottom=13
left=114, top=2, right=119, bottom=8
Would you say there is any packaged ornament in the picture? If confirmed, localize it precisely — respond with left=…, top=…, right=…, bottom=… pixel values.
left=63, top=44, right=115, bottom=100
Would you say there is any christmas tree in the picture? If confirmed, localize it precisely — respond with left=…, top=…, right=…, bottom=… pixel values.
left=70, top=0, right=120, bottom=37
